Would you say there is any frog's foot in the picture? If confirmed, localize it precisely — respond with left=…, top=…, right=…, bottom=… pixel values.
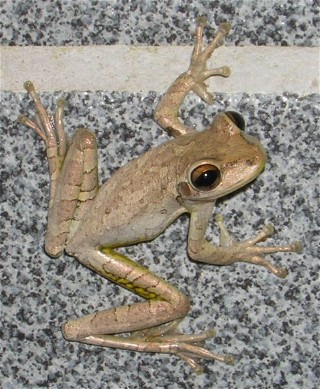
left=18, top=81, right=68, bottom=176
left=78, top=325, right=233, bottom=374
left=154, top=17, right=231, bottom=137
left=215, top=214, right=302, bottom=278
left=131, top=318, right=184, bottom=339
left=188, top=16, right=231, bottom=104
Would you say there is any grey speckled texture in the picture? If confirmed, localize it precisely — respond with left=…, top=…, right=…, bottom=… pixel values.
left=1, top=91, right=319, bottom=388
left=1, top=0, right=319, bottom=387
left=1, top=0, right=319, bottom=47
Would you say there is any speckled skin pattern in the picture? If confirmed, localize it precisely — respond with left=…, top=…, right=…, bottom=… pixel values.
left=1, top=1, right=319, bottom=388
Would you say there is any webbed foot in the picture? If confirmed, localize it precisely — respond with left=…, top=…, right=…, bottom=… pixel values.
left=79, top=321, right=234, bottom=374
left=18, top=81, right=68, bottom=168
left=154, top=17, right=231, bottom=137
left=215, top=214, right=302, bottom=277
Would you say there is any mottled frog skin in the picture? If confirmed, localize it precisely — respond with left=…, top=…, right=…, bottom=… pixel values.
left=19, top=17, right=301, bottom=374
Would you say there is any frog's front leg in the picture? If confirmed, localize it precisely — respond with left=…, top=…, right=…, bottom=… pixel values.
left=187, top=203, right=302, bottom=278
left=62, top=243, right=233, bottom=373
left=154, top=16, right=231, bottom=137
left=19, top=81, right=99, bottom=256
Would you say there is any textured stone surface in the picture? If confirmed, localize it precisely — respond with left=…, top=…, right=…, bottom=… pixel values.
left=1, top=91, right=319, bottom=388
left=1, top=0, right=319, bottom=387
left=1, top=0, right=319, bottom=47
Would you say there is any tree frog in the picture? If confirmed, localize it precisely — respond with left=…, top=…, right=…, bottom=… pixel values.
left=19, top=17, right=301, bottom=374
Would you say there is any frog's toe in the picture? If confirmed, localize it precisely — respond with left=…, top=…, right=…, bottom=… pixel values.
left=172, top=342, right=234, bottom=373
left=274, top=267, right=289, bottom=279
left=261, top=223, right=275, bottom=238
left=292, top=241, right=303, bottom=253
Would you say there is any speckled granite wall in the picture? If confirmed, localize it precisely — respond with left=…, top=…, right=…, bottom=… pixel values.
left=1, top=1, right=319, bottom=389
left=1, top=0, right=318, bottom=46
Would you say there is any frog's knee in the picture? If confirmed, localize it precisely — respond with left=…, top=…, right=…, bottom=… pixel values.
left=72, top=128, right=97, bottom=151
left=174, top=293, right=190, bottom=317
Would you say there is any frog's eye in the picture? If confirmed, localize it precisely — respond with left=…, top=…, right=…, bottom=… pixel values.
left=225, top=111, right=245, bottom=131
left=190, top=164, right=221, bottom=191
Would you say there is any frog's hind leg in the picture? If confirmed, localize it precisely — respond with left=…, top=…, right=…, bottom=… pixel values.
left=19, top=81, right=99, bottom=257
left=19, top=81, right=68, bottom=200
left=62, top=245, right=233, bottom=373
left=43, top=128, right=99, bottom=257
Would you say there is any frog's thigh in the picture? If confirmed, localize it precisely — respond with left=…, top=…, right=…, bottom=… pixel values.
left=63, top=247, right=190, bottom=340
left=45, top=128, right=98, bottom=256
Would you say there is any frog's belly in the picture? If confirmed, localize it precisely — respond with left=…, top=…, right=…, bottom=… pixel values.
left=101, top=210, right=184, bottom=246
left=72, top=199, right=185, bottom=248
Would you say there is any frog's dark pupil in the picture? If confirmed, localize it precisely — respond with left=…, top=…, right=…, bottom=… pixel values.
left=191, top=164, right=221, bottom=191
left=195, top=169, right=219, bottom=188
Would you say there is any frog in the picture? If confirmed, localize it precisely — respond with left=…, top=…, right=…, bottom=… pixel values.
left=18, top=17, right=301, bottom=374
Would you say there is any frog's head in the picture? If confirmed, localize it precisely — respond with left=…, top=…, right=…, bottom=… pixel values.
left=177, top=111, right=267, bottom=202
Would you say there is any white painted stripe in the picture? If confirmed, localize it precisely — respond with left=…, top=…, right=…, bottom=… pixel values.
left=1, top=46, right=319, bottom=94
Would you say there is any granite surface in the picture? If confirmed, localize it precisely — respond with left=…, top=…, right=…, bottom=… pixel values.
left=1, top=0, right=319, bottom=388
left=1, top=0, right=319, bottom=47
left=1, top=91, right=319, bottom=388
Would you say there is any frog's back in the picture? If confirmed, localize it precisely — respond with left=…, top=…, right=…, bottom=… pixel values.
left=77, top=131, right=203, bottom=246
